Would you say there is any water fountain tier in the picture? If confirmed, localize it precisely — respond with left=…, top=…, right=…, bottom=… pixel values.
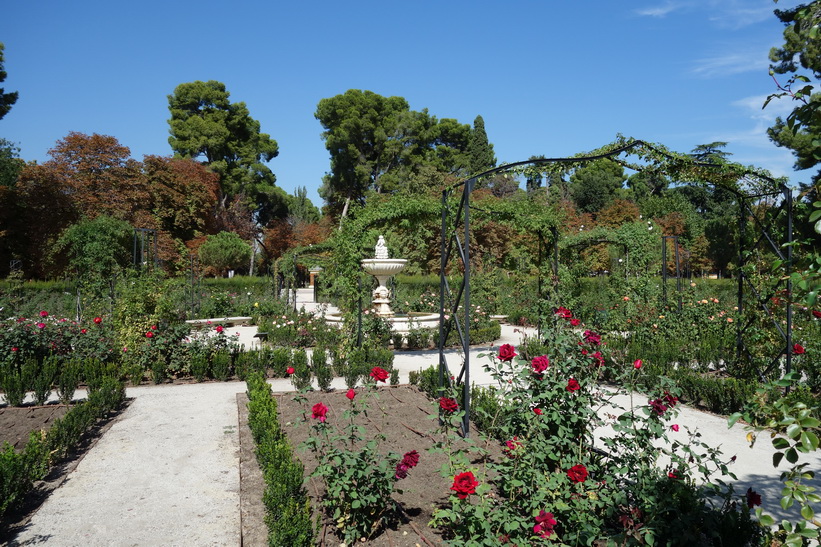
left=361, top=236, right=407, bottom=317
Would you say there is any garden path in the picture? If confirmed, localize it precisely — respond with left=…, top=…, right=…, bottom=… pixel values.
left=8, top=289, right=819, bottom=544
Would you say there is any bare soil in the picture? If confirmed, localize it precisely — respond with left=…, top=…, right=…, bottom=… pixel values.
left=0, top=404, right=70, bottom=450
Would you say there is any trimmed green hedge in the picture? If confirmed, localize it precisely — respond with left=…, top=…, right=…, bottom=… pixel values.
left=245, top=372, right=314, bottom=546
left=0, top=376, right=125, bottom=519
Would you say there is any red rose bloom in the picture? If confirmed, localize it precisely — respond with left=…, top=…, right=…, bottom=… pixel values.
left=145, top=331, right=153, bottom=338
left=793, top=343, right=806, bottom=355
left=439, top=397, right=459, bottom=413
left=151, top=325, right=157, bottom=330
left=503, top=437, right=522, bottom=457
left=746, top=487, right=761, bottom=508
left=80, top=328, right=87, bottom=334
left=450, top=471, right=478, bottom=499
left=311, top=402, right=328, bottom=422
left=534, top=407, right=543, bottom=415
left=39, top=310, right=48, bottom=318
left=583, top=330, right=601, bottom=345
left=633, top=359, right=642, bottom=369
left=370, top=366, right=389, bottom=382
left=498, top=344, right=517, bottom=362
left=555, top=306, right=573, bottom=319
left=566, top=378, right=580, bottom=392
left=531, top=355, right=549, bottom=374
left=286, top=367, right=295, bottom=375
left=567, top=464, right=588, bottom=483
left=570, top=318, right=581, bottom=326
left=36, top=322, right=45, bottom=329
left=93, top=316, right=102, bottom=324
left=216, top=325, right=224, bottom=333
left=812, top=310, right=821, bottom=319
left=346, top=388, right=356, bottom=401
left=401, top=450, right=420, bottom=468
left=533, top=510, right=557, bottom=539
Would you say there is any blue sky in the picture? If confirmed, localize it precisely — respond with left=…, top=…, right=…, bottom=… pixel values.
left=0, top=0, right=813, bottom=206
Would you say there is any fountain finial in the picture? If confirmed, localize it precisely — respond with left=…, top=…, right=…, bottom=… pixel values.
left=375, top=235, right=389, bottom=259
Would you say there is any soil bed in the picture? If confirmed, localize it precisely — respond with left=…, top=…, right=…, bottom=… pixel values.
left=0, top=404, right=70, bottom=450
left=275, top=385, right=501, bottom=546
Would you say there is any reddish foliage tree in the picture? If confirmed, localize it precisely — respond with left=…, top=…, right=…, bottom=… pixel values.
left=597, top=199, right=640, bottom=228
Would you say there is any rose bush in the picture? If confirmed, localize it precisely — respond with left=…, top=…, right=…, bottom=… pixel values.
left=430, top=304, right=763, bottom=545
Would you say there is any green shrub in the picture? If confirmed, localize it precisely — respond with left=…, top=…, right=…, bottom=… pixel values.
left=191, top=351, right=210, bottom=382
left=32, top=355, right=58, bottom=405
left=0, top=361, right=28, bottom=406
left=245, top=372, right=314, bottom=546
left=56, top=359, right=82, bottom=405
left=270, top=347, right=291, bottom=377
left=312, top=348, right=332, bottom=392
left=211, top=351, right=232, bottom=382
left=291, top=348, right=311, bottom=391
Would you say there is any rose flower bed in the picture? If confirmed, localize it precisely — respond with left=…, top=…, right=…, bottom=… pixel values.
left=269, top=305, right=769, bottom=545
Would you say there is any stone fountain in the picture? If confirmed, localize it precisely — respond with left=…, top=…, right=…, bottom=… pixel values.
left=361, top=236, right=407, bottom=317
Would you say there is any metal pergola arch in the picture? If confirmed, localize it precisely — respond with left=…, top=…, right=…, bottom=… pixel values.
left=437, top=139, right=795, bottom=437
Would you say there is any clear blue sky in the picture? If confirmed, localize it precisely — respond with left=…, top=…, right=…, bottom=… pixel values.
left=0, top=0, right=813, bottom=207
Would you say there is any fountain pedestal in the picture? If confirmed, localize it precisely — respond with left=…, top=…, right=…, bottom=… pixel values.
left=361, top=258, right=407, bottom=317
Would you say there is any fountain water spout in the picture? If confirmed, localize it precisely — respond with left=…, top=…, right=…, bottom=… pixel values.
left=361, top=236, right=407, bottom=317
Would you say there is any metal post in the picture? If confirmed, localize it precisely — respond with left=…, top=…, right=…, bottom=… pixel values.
left=537, top=233, right=543, bottom=338
left=785, top=186, right=793, bottom=379
left=438, top=190, right=448, bottom=406
left=661, top=237, right=668, bottom=304
left=462, top=178, right=472, bottom=438
left=674, top=236, right=682, bottom=312
left=357, top=275, right=363, bottom=348
left=736, top=202, right=746, bottom=364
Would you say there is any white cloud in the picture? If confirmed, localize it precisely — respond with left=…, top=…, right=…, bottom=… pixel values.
left=690, top=50, right=770, bottom=77
left=634, top=2, right=687, bottom=18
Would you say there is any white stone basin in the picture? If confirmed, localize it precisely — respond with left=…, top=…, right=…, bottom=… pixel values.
left=361, top=258, right=407, bottom=276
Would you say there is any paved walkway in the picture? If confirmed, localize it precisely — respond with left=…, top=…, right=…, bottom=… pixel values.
left=8, top=289, right=820, bottom=545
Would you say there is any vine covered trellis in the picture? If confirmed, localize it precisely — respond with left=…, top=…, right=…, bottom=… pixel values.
left=438, top=136, right=796, bottom=437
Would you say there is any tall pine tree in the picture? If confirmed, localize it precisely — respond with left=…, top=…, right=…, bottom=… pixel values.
left=468, top=115, right=496, bottom=176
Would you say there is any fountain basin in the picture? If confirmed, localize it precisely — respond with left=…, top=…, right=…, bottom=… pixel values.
left=324, top=312, right=439, bottom=334
left=361, top=258, right=407, bottom=277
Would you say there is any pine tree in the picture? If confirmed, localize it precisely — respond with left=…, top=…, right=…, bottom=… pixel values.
left=468, top=115, right=496, bottom=176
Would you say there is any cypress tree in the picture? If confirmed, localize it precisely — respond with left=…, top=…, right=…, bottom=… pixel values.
left=468, top=115, right=496, bottom=176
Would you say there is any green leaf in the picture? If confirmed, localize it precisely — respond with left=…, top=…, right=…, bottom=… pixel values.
left=782, top=496, right=794, bottom=510
left=786, top=447, right=799, bottom=464
left=787, top=423, right=802, bottom=440
left=758, top=513, right=775, bottom=527
left=801, top=504, right=814, bottom=521
left=774, top=451, right=785, bottom=467
left=773, top=437, right=791, bottom=450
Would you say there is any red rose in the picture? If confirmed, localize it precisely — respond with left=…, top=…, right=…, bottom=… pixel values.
left=567, top=464, right=588, bottom=483
left=93, top=316, right=102, bottom=324
left=531, top=355, right=549, bottom=374
left=311, top=402, right=328, bottom=422
left=534, top=407, right=543, bottom=415
left=11, top=347, right=17, bottom=352
left=39, top=310, right=48, bottom=318
left=745, top=487, right=761, bottom=508
left=555, top=307, right=573, bottom=319
left=450, top=471, right=478, bottom=499
left=533, top=510, right=557, bottom=538
left=583, top=330, right=601, bottom=345
left=36, top=322, right=46, bottom=329
left=216, top=325, right=224, bottom=333
left=498, top=344, right=517, bottom=362
left=80, top=328, right=87, bottom=334
left=145, top=331, right=154, bottom=338
left=570, top=318, right=581, bottom=326
left=151, top=325, right=157, bottom=330
left=668, top=470, right=682, bottom=480
left=439, top=397, right=459, bottom=413
left=286, top=367, right=295, bottom=375
left=401, top=450, right=419, bottom=468
left=633, top=359, right=642, bottom=369
left=503, top=437, right=522, bottom=457
left=812, top=310, right=821, bottom=319
left=793, top=343, right=806, bottom=355
left=346, top=388, right=356, bottom=401
left=370, top=366, right=389, bottom=382
left=566, top=378, right=580, bottom=392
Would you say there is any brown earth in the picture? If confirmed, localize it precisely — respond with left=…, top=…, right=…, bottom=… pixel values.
left=0, top=404, right=70, bottom=450
left=273, top=385, right=502, bottom=547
